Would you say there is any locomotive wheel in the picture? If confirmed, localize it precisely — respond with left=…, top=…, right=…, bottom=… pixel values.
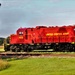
left=10, top=45, right=19, bottom=52
left=10, top=45, right=14, bottom=52
left=69, top=44, right=75, bottom=52
left=53, top=44, right=60, bottom=52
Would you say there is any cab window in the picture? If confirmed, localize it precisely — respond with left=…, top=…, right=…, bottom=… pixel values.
left=19, top=32, right=23, bottom=35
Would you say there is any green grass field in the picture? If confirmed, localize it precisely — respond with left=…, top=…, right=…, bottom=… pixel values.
left=0, top=57, right=75, bottom=75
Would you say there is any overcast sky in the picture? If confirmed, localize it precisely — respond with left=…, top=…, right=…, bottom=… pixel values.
left=0, top=0, right=75, bottom=37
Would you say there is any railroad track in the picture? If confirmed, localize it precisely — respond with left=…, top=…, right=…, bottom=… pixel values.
left=0, top=52, right=75, bottom=59
left=0, top=52, right=42, bottom=58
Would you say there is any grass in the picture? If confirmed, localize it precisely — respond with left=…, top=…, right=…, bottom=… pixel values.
left=0, top=59, right=10, bottom=71
left=0, top=58, right=75, bottom=75
left=0, top=45, right=4, bottom=51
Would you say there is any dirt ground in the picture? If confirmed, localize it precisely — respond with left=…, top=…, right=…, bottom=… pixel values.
left=30, top=53, right=75, bottom=58
left=1, top=52, right=75, bottom=58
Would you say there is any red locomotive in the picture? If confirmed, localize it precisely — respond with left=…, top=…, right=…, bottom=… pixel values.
left=4, top=25, right=75, bottom=52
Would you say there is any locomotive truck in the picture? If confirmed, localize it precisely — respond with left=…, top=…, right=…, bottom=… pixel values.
left=4, top=25, right=75, bottom=52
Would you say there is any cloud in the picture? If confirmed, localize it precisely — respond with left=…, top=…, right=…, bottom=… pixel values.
left=49, top=0, right=62, bottom=3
